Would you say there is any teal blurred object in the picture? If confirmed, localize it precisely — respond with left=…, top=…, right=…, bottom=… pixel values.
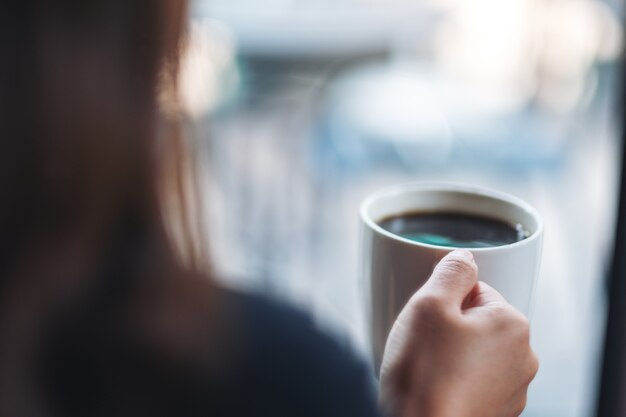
left=395, top=233, right=496, bottom=248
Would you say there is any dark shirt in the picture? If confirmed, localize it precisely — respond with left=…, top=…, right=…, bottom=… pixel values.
left=42, top=286, right=382, bottom=417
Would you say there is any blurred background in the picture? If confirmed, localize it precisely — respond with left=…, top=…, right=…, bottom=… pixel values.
left=181, top=1, right=623, bottom=416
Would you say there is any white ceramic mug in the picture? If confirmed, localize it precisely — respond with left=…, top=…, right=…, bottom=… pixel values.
left=360, top=183, right=543, bottom=372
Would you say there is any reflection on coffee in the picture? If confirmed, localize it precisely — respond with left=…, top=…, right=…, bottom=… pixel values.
left=378, top=212, right=529, bottom=248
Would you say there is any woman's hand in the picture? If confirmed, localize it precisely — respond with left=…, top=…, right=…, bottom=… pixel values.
left=379, top=250, right=539, bottom=417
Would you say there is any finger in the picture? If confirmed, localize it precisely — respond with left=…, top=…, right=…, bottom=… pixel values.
left=508, top=389, right=530, bottom=417
left=421, top=250, right=478, bottom=308
left=464, top=281, right=508, bottom=311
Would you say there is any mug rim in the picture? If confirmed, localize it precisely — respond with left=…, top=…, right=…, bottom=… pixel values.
left=360, top=182, right=544, bottom=252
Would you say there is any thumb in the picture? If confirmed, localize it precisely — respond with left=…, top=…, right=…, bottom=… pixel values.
left=421, top=250, right=478, bottom=308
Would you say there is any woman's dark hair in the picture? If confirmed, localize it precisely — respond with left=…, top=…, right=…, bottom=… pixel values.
left=0, top=2, right=219, bottom=415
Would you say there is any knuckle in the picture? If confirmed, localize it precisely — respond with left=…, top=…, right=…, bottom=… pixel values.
left=412, top=293, right=445, bottom=314
left=486, top=305, right=514, bottom=328
left=515, top=314, right=531, bottom=341
left=500, top=305, right=527, bottom=324
left=495, top=307, right=529, bottom=336
left=516, top=316, right=531, bottom=340
left=491, top=303, right=512, bottom=318
left=411, top=293, right=454, bottom=323
left=515, top=311, right=531, bottom=328
left=513, top=394, right=528, bottom=416
left=528, top=351, right=540, bottom=379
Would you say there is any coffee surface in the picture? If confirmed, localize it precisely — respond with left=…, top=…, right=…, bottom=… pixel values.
left=378, top=211, right=529, bottom=248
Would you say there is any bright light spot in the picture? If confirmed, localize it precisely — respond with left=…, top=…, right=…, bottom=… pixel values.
left=432, top=0, right=623, bottom=114
left=178, top=19, right=237, bottom=119
left=434, top=0, right=536, bottom=113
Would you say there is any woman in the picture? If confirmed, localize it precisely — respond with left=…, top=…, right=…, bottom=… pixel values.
left=0, top=1, right=538, bottom=416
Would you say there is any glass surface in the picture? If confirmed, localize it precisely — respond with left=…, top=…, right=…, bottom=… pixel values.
left=186, top=2, right=624, bottom=416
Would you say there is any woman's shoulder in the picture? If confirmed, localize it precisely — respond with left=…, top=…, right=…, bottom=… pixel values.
left=215, top=285, right=381, bottom=417
left=41, top=280, right=380, bottom=417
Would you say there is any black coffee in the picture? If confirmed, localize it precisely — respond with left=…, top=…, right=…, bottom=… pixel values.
left=378, top=211, right=529, bottom=248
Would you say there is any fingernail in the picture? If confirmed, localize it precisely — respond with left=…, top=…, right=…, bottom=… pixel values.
left=451, top=249, right=473, bottom=260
